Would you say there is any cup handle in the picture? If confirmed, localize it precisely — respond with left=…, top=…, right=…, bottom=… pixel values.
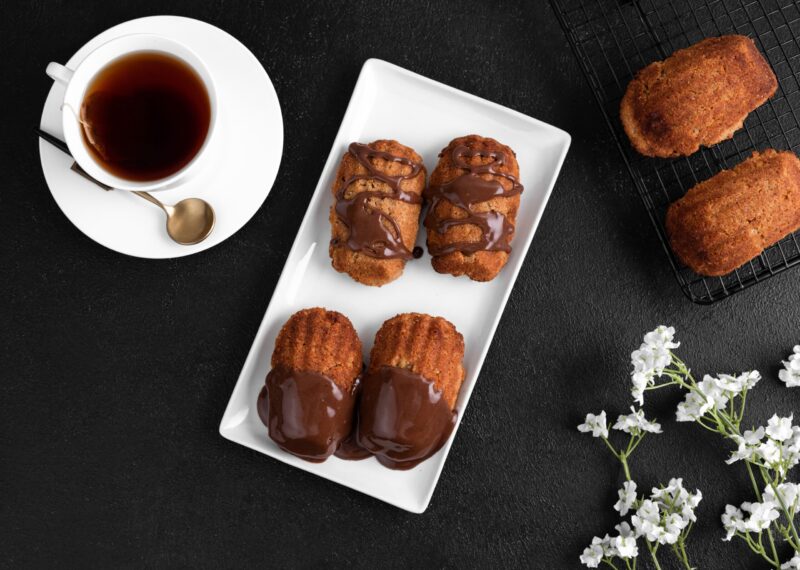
left=46, top=62, right=74, bottom=86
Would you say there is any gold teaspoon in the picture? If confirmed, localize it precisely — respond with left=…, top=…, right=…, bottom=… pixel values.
left=37, top=128, right=216, bottom=246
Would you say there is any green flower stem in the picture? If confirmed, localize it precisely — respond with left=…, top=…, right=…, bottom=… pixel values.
left=643, top=380, right=680, bottom=391
left=602, top=559, right=620, bottom=570
left=764, top=532, right=781, bottom=570
left=738, top=390, right=748, bottom=424
left=737, top=531, right=779, bottom=568
left=619, top=452, right=632, bottom=482
left=745, top=462, right=763, bottom=501
left=600, top=435, right=637, bottom=482
left=671, top=540, right=693, bottom=570
left=744, top=462, right=781, bottom=566
left=645, top=541, right=662, bottom=570
left=759, top=465, right=800, bottom=550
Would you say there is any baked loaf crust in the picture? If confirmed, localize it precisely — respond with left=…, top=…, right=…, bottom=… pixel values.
left=666, top=149, right=800, bottom=276
left=368, top=313, right=465, bottom=409
left=425, top=135, right=521, bottom=282
left=271, top=308, right=362, bottom=390
left=620, top=35, right=777, bottom=158
left=329, top=140, right=426, bottom=287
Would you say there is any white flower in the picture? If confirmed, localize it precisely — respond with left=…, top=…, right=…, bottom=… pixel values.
left=579, top=542, right=603, bottom=568
left=713, top=371, right=761, bottom=394
left=660, top=512, right=686, bottom=544
left=613, top=407, right=662, bottom=435
left=779, top=346, right=800, bottom=388
left=764, top=483, right=800, bottom=512
left=727, top=427, right=765, bottom=464
left=614, top=481, right=638, bottom=516
left=696, top=375, right=730, bottom=409
left=651, top=478, right=702, bottom=524
left=675, top=391, right=710, bottom=422
left=742, top=501, right=780, bottom=532
left=613, top=522, right=639, bottom=558
left=676, top=376, right=733, bottom=423
left=631, top=500, right=661, bottom=542
left=767, top=414, right=795, bottom=442
left=782, top=553, right=800, bottom=570
left=721, top=504, right=745, bottom=540
left=578, top=411, right=608, bottom=438
left=631, top=372, right=649, bottom=406
left=643, top=326, right=680, bottom=350
left=580, top=535, right=617, bottom=567
left=758, top=439, right=782, bottom=465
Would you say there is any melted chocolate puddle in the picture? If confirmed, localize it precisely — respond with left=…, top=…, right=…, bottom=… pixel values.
left=333, top=143, right=424, bottom=260
left=357, top=365, right=457, bottom=470
left=258, top=368, right=360, bottom=463
left=424, top=144, right=524, bottom=256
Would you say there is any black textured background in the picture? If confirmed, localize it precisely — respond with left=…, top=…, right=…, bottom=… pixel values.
left=2, top=1, right=800, bottom=568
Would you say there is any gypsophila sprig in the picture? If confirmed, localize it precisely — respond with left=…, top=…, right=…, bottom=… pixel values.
left=630, top=326, right=679, bottom=406
left=580, top=327, right=800, bottom=569
left=578, top=326, right=697, bottom=570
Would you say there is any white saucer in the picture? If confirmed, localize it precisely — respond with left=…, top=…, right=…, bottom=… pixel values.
left=39, top=16, right=283, bottom=258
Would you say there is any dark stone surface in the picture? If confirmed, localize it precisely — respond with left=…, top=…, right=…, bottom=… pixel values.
left=2, top=1, right=799, bottom=568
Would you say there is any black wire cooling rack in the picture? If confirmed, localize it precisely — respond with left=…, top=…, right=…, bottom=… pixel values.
left=550, top=0, right=800, bottom=304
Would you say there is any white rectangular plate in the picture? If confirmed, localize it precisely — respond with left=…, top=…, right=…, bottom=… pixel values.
left=220, top=59, right=570, bottom=513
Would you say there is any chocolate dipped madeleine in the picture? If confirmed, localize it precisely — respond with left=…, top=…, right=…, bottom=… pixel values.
left=357, top=313, right=465, bottom=470
left=424, top=135, right=523, bottom=282
left=621, top=35, right=777, bottom=158
left=329, top=140, right=426, bottom=287
left=257, top=308, right=363, bottom=462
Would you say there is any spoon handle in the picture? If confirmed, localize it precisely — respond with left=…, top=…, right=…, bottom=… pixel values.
left=131, top=190, right=168, bottom=213
left=36, top=128, right=113, bottom=191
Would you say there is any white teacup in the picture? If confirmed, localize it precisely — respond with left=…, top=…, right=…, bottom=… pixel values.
left=46, top=33, right=217, bottom=192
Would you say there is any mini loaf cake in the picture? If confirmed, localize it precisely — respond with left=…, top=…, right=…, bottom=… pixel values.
left=666, top=150, right=800, bottom=276
left=424, top=135, right=523, bottom=281
left=620, top=35, right=777, bottom=158
left=257, top=308, right=363, bottom=462
left=357, top=313, right=465, bottom=470
left=329, top=140, right=426, bottom=287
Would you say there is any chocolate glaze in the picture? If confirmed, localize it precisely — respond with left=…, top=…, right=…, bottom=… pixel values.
left=357, top=365, right=457, bottom=470
left=258, top=367, right=359, bottom=463
left=333, top=143, right=424, bottom=260
left=334, top=432, right=372, bottom=460
left=424, top=144, right=524, bottom=256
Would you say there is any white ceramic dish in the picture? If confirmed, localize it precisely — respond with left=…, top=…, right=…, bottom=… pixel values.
left=38, top=16, right=283, bottom=259
left=219, top=58, right=570, bottom=513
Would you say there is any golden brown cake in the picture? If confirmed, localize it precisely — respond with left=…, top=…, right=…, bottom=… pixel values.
left=329, top=140, right=426, bottom=287
left=271, top=307, right=362, bottom=390
left=424, top=135, right=523, bottom=282
left=666, top=149, right=800, bottom=276
left=367, top=313, right=465, bottom=409
left=620, top=35, right=777, bottom=158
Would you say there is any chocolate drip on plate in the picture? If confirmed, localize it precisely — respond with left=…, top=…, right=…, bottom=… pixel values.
left=333, top=143, right=423, bottom=260
left=357, top=365, right=457, bottom=470
left=424, top=144, right=523, bottom=256
left=258, top=367, right=360, bottom=463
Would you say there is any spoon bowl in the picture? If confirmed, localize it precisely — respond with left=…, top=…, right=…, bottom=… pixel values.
left=166, top=198, right=216, bottom=245
left=132, top=191, right=216, bottom=245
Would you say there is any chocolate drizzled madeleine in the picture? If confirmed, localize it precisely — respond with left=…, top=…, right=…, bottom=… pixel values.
left=424, top=135, right=523, bottom=281
left=329, top=140, right=426, bottom=286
